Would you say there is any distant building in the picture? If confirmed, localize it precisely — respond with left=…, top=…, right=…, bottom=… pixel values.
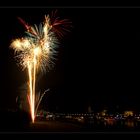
left=124, top=111, right=133, bottom=117
left=16, top=83, right=30, bottom=114
left=16, top=93, right=29, bottom=113
left=100, top=110, right=107, bottom=116
left=88, top=105, right=92, bottom=113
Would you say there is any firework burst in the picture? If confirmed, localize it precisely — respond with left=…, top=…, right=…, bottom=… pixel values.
left=10, top=12, right=71, bottom=123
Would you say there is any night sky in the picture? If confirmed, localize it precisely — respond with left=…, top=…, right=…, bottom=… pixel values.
left=0, top=8, right=140, bottom=113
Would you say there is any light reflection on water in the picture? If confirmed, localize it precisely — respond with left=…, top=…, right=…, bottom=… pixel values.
left=125, top=121, right=135, bottom=128
left=103, top=119, right=137, bottom=128
left=85, top=118, right=140, bottom=129
left=104, top=119, right=116, bottom=126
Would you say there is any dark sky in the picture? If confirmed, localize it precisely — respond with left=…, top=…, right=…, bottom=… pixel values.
left=0, top=8, right=140, bottom=112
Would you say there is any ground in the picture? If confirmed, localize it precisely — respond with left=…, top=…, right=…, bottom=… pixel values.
left=28, top=120, right=83, bottom=132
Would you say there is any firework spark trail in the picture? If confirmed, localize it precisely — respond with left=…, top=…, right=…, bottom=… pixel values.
left=35, top=89, right=50, bottom=116
left=27, top=61, right=34, bottom=121
left=10, top=12, right=71, bottom=123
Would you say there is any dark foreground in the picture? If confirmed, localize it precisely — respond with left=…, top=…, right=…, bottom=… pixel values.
left=28, top=121, right=83, bottom=132
left=1, top=120, right=140, bottom=132
left=28, top=120, right=140, bottom=132
left=1, top=110, right=140, bottom=132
